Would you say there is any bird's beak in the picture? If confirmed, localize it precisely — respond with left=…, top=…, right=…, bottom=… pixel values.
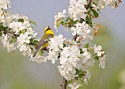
left=48, top=26, right=51, bottom=29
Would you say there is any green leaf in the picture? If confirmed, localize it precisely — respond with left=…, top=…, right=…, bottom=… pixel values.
left=19, top=29, right=26, bottom=34
left=63, top=43, right=66, bottom=47
left=93, top=54, right=99, bottom=60
left=88, top=47, right=94, bottom=54
left=32, top=39, right=38, bottom=45
left=66, top=17, right=72, bottom=21
left=80, top=49, right=84, bottom=54
left=75, top=69, right=86, bottom=78
left=84, top=44, right=89, bottom=48
left=72, top=20, right=78, bottom=25
left=75, top=69, right=80, bottom=74
left=29, top=39, right=38, bottom=45
left=0, top=24, right=4, bottom=29
left=60, top=21, right=65, bottom=25
left=18, top=19, right=24, bottom=23
left=80, top=18, right=85, bottom=23
left=79, top=71, right=86, bottom=78
left=10, top=36, right=17, bottom=43
left=39, top=49, right=44, bottom=56
left=0, top=32, right=2, bottom=36
left=29, top=20, right=37, bottom=26
left=91, top=9, right=99, bottom=18
left=86, top=16, right=92, bottom=27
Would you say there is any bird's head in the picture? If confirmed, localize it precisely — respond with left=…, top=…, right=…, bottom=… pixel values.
left=44, top=26, right=54, bottom=36
left=44, top=26, right=50, bottom=33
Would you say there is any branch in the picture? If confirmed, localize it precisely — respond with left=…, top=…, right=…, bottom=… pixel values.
left=0, top=29, right=37, bottom=46
left=79, top=0, right=93, bottom=24
left=4, top=30, right=16, bottom=36
left=86, top=0, right=93, bottom=9
left=0, top=29, right=18, bottom=37
left=88, top=0, right=93, bottom=6
left=73, top=34, right=78, bottom=41
left=61, top=77, right=67, bottom=89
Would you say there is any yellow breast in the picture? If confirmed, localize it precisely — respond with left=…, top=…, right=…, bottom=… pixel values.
left=45, top=30, right=54, bottom=37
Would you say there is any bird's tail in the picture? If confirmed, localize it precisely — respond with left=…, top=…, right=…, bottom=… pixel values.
left=33, top=49, right=39, bottom=57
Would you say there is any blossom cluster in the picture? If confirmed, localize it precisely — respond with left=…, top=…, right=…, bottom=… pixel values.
left=0, top=0, right=10, bottom=24
left=1, top=14, right=37, bottom=56
left=68, top=0, right=87, bottom=21
left=0, top=0, right=10, bottom=10
left=0, top=0, right=37, bottom=57
left=0, top=0, right=121, bottom=89
left=97, top=0, right=121, bottom=9
left=53, top=0, right=121, bottom=89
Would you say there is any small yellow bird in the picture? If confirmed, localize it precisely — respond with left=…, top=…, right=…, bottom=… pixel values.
left=33, top=26, right=54, bottom=57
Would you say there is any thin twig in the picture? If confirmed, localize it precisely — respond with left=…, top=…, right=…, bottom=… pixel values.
left=61, top=77, right=67, bottom=89
left=88, top=0, right=93, bottom=6
left=86, top=0, right=93, bottom=9
left=73, top=34, right=78, bottom=41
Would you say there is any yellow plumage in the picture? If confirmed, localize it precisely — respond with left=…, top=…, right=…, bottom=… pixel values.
left=33, top=26, right=54, bottom=57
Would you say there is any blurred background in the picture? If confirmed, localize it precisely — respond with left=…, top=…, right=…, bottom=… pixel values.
left=0, top=0, right=125, bottom=89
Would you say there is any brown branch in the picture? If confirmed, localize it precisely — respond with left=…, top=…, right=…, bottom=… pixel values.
left=73, top=34, right=78, bottom=41
left=80, top=0, right=93, bottom=23
left=88, top=0, right=93, bottom=6
left=86, top=0, right=93, bottom=9
left=61, top=77, right=67, bottom=89
left=0, top=28, right=17, bottom=36
left=4, top=30, right=15, bottom=35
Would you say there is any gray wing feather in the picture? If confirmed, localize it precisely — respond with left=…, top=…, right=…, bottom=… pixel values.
left=33, top=34, right=53, bottom=57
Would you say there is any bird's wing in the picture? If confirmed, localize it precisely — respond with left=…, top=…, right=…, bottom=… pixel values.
left=35, top=34, right=53, bottom=49
left=33, top=34, right=53, bottom=57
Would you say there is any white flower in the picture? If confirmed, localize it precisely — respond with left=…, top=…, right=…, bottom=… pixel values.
left=26, top=27, right=37, bottom=37
left=9, top=19, right=33, bottom=35
left=71, top=22, right=93, bottom=41
left=82, top=48, right=91, bottom=60
left=54, top=9, right=66, bottom=29
left=97, top=0, right=120, bottom=10
left=0, top=0, right=11, bottom=9
left=103, top=0, right=117, bottom=6
left=99, top=55, right=106, bottom=69
left=47, top=49, right=60, bottom=64
left=80, top=48, right=94, bottom=67
left=17, top=33, right=31, bottom=44
left=94, top=44, right=105, bottom=57
left=60, top=46, right=80, bottom=67
left=1, top=34, right=16, bottom=52
left=9, top=22, right=25, bottom=34
left=17, top=44, right=32, bottom=57
left=83, top=70, right=91, bottom=84
left=12, top=14, right=29, bottom=21
left=68, top=80, right=81, bottom=89
left=0, top=10, right=5, bottom=23
left=55, top=9, right=66, bottom=21
left=30, top=55, right=47, bottom=64
left=58, top=46, right=80, bottom=80
left=58, top=45, right=94, bottom=82
left=75, top=48, right=95, bottom=70
left=47, top=34, right=65, bottom=64
left=68, top=0, right=87, bottom=21
left=49, top=34, right=65, bottom=49
left=58, top=64, right=76, bottom=80
left=94, top=44, right=106, bottom=69
left=16, top=32, right=32, bottom=57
